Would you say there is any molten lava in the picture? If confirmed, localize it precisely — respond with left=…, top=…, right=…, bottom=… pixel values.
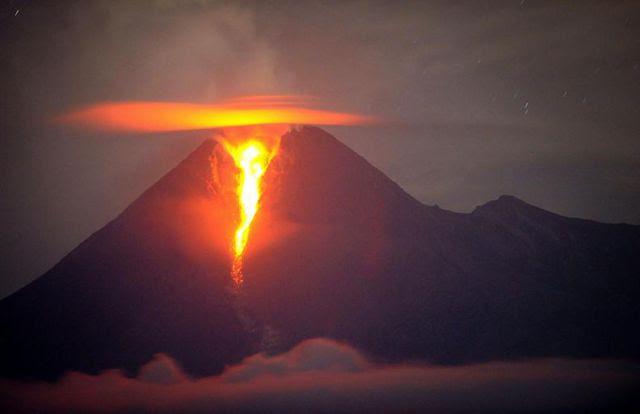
left=57, top=95, right=375, bottom=286
left=221, top=138, right=279, bottom=286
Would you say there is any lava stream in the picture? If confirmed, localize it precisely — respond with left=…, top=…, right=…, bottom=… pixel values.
left=57, top=95, right=376, bottom=285
left=222, top=138, right=279, bottom=286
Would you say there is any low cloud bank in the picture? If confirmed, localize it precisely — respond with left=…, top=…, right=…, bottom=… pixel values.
left=2, top=338, right=638, bottom=413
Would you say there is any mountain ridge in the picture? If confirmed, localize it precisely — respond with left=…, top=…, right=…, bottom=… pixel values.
left=1, top=126, right=638, bottom=381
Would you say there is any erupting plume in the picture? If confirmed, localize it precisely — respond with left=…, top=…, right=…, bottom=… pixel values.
left=57, top=95, right=375, bottom=285
left=221, top=138, right=279, bottom=286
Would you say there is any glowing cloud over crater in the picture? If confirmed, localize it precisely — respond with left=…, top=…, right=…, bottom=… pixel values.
left=58, top=96, right=375, bottom=286
left=57, top=95, right=376, bottom=132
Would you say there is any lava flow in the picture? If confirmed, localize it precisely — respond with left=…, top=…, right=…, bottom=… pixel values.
left=57, top=95, right=375, bottom=285
left=221, top=137, right=279, bottom=286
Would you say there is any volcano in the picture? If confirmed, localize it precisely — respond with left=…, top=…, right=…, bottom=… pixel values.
left=2, top=126, right=639, bottom=381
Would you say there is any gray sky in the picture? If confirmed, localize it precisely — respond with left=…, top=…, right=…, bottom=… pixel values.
left=1, top=0, right=639, bottom=298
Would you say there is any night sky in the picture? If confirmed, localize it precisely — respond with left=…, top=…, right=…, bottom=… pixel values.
left=1, top=0, right=639, bottom=298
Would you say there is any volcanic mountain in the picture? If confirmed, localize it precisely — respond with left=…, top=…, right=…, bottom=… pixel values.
left=1, top=126, right=639, bottom=381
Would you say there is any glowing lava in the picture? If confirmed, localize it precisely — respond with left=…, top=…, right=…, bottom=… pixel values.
left=222, top=138, right=279, bottom=286
left=57, top=95, right=376, bottom=285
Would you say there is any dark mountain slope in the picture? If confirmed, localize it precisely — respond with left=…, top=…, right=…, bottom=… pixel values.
left=1, top=126, right=638, bottom=381
left=245, top=127, right=640, bottom=363
left=0, top=141, right=251, bottom=380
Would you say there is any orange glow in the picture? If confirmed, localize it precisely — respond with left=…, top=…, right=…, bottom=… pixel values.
left=57, top=95, right=375, bottom=286
left=57, top=96, right=376, bottom=132
left=221, top=137, right=279, bottom=286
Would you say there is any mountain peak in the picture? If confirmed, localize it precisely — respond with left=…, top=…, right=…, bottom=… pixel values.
left=2, top=127, right=639, bottom=382
left=496, top=194, right=523, bottom=203
left=471, top=194, right=551, bottom=220
left=267, top=126, right=424, bottom=226
left=482, top=194, right=529, bottom=207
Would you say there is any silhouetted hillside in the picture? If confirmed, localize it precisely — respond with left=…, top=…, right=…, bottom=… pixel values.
left=2, top=126, right=639, bottom=381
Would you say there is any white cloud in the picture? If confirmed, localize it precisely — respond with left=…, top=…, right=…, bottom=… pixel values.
left=1, top=338, right=637, bottom=413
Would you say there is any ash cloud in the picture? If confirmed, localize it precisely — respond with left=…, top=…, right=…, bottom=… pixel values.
left=2, top=338, right=638, bottom=413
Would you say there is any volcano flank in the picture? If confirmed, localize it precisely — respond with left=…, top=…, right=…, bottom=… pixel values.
left=1, top=126, right=639, bottom=381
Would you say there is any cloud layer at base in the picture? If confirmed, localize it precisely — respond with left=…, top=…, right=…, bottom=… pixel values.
left=2, top=338, right=638, bottom=413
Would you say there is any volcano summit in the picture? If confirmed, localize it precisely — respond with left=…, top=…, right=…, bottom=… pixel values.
left=1, top=126, right=639, bottom=381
